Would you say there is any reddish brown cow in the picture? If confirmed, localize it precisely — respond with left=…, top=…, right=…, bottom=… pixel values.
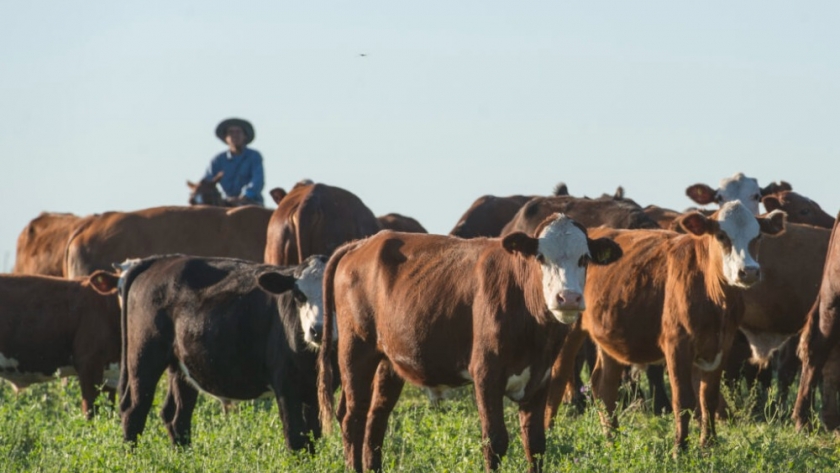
left=376, top=213, right=427, bottom=233
left=317, top=215, right=622, bottom=472
left=501, top=195, right=660, bottom=236
left=64, top=206, right=272, bottom=278
left=762, top=191, right=835, bottom=229
left=793, top=212, right=840, bottom=432
left=568, top=202, right=785, bottom=452
left=13, top=212, right=83, bottom=276
left=0, top=272, right=121, bottom=418
left=264, top=182, right=381, bottom=266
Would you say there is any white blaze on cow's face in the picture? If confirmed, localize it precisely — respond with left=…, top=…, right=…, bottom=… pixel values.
left=536, top=215, right=590, bottom=324
left=715, top=201, right=762, bottom=288
left=294, top=258, right=329, bottom=347
left=716, top=173, right=762, bottom=215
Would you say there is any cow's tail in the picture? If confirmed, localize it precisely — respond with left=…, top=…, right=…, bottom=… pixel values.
left=116, top=257, right=157, bottom=412
left=62, top=215, right=97, bottom=278
left=318, top=240, right=355, bottom=435
left=295, top=186, right=323, bottom=264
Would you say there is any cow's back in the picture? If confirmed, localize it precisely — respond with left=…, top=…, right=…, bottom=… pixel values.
left=14, top=212, right=83, bottom=276
left=64, top=206, right=271, bottom=278
left=502, top=196, right=659, bottom=236
left=265, top=183, right=379, bottom=266
left=449, top=195, right=533, bottom=238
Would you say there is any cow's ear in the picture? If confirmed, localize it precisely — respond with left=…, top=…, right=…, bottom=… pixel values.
left=212, top=171, right=224, bottom=184
left=187, top=180, right=197, bottom=190
left=762, top=195, right=782, bottom=213
left=685, top=184, right=717, bottom=205
left=257, top=271, right=296, bottom=295
left=89, top=271, right=119, bottom=295
left=502, top=232, right=539, bottom=257
left=269, top=187, right=287, bottom=205
left=761, top=180, right=792, bottom=196
left=678, top=212, right=713, bottom=237
left=587, top=238, right=622, bottom=265
left=758, top=210, right=786, bottom=236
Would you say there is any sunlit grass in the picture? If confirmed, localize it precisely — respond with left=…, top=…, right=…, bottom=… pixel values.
left=0, top=374, right=837, bottom=472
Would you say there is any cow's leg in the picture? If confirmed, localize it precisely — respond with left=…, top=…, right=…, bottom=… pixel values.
left=474, top=371, right=508, bottom=472
left=793, top=301, right=835, bottom=432
left=775, top=338, right=800, bottom=407
left=340, top=338, right=381, bottom=472
left=590, top=348, right=623, bottom=433
left=121, top=340, right=170, bottom=444
left=363, top=360, right=405, bottom=473
left=820, top=345, right=840, bottom=431
left=698, top=364, right=725, bottom=447
left=663, top=341, right=694, bottom=453
left=76, top=361, right=105, bottom=420
left=519, top=385, right=548, bottom=473
left=545, top=322, right=587, bottom=428
left=646, top=364, right=671, bottom=414
left=161, top=367, right=199, bottom=447
left=272, top=365, right=316, bottom=453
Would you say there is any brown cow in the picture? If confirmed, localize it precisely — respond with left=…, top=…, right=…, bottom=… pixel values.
left=449, top=194, right=534, bottom=238
left=793, top=212, right=840, bottom=433
left=13, top=212, right=83, bottom=276
left=0, top=272, right=121, bottom=418
left=685, top=172, right=790, bottom=215
left=318, top=215, right=622, bottom=472
left=762, top=191, right=834, bottom=229
left=376, top=213, right=427, bottom=233
left=63, top=205, right=272, bottom=278
left=264, top=182, right=380, bottom=266
left=570, top=202, right=785, bottom=453
left=501, top=195, right=660, bottom=236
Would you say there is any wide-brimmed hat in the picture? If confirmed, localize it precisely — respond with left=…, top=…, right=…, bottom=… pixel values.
left=215, top=118, right=255, bottom=144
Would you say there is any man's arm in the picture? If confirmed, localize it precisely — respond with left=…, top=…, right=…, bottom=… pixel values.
left=240, top=151, right=265, bottom=200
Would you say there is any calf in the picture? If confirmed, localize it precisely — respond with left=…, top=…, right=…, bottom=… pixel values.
left=762, top=191, right=835, bottom=229
left=0, top=272, right=121, bottom=418
left=116, top=254, right=329, bottom=451
left=318, top=215, right=622, bottom=472
left=793, top=213, right=840, bottom=432
left=577, top=202, right=785, bottom=452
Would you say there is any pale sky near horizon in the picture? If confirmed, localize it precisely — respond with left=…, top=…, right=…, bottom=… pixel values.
left=2, top=1, right=839, bottom=271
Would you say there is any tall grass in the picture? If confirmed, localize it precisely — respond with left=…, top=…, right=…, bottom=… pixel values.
left=0, top=375, right=837, bottom=472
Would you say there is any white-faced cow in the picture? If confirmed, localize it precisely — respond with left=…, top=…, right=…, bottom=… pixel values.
left=569, top=202, right=785, bottom=453
left=0, top=272, right=122, bottom=418
left=317, top=214, right=622, bottom=472
left=685, top=172, right=790, bottom=215
left=115, top=254, right=329, bottom=452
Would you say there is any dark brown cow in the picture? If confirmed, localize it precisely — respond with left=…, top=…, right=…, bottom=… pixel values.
left=642, top=205, right=683, bottom=230
left=63, top=205, right=272, bottom=278
left=501, top=195, right=660, bottom=236
left=376, top=213, right=427, bottom=233
left=565, top=202, right=785, bottom=452
left=449, top=194, right=534, bottom=238
left=264, top=182, right=380, bottom=266
left=794, top=212, right=840, bottom=432
left=318, top=215, right=622, bottom=472
left=13, top=212, right=83, bottom=276
left=187, top=172, right=226, bottom=206
left=0, top=272, right=121, bottom=418
left=762, top=191, right=835, bottom=229
left=116, top=254, right=330, bottom=450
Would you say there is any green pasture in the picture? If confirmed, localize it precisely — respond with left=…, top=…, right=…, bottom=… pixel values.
left=0, top=375, right=837, bottom=472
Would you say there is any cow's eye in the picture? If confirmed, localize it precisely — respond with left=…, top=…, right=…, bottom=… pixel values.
left=753, top=193, right=761, bottom=201
left=293, top=289, right=307, bottom=304
left=578, top=255, right=590, bottom=267
left=536, top=253, right=545, bottom=264
left=715, top=195, right=724, bottom=203
left=715, top=232, right=727, bottom=242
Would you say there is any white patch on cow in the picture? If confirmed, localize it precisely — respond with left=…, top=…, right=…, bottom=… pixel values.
left=505, top=367, right=531, bottom=401
left=536, top=215, right=589, bottom=323
left=0, top=353, right=20, bottom=370
left=460, top=370, right=473, bottom=382
left=103, top=363, right=120, bottom=389
left=425, top=385, right=459, bottom=404
left=741, top=329, right=792, bottom=365
left=694, top=352, right=723, bottom=372
left=717, top=173, right=762, bottom=215
left=179, top=361, right=209, bottom=395
left=295, top=258, right=328, bottom=347
left=716, top=201, right=761, bottom=288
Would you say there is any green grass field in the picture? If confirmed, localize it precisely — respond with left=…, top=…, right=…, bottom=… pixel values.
left=0, top=376, right=838, bottom=472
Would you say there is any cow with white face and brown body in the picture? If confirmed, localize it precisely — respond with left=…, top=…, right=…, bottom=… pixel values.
left=0, top=271, right=121, bottom=418
left=574, top=201, right=785, bottom=453
left=115, top=254, right=330, bottom=452
left=318, top=214, right=622, bottom=473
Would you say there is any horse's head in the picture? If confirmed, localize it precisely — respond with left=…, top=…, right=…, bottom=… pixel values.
left=187, top=172, right=225, bottom=206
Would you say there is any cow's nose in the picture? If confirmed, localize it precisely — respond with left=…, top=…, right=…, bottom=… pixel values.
left=309, top=325, right=323, bottom=342
left=738, top=267, right=761, bottom=285
left=556, top=291, right=583, bottom=309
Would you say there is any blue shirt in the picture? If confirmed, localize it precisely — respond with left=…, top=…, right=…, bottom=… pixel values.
left=205, top=148, right=265, bottom=204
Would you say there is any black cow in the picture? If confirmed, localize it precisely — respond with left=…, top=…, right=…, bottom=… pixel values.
left=114, top=254, right=329, bottom=452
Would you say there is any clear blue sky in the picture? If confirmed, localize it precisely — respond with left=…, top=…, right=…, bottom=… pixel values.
left=2, top=1, right=838, bottom=270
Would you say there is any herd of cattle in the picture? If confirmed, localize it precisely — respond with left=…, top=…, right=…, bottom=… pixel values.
left=3, top=172, right=840, bottom=472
